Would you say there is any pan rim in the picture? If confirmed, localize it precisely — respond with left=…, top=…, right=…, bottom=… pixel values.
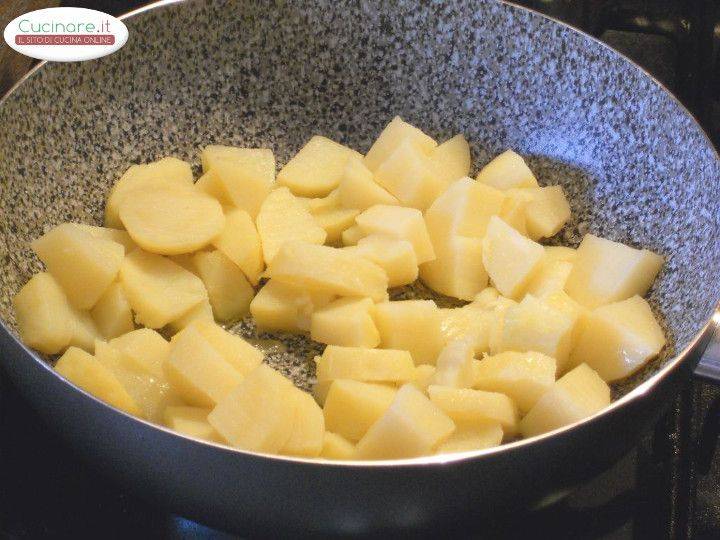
left=0, top=0, right=718, bottom=468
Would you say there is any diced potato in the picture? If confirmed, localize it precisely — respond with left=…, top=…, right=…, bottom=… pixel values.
left=323, top=379, right=397, bottom=442
left=13, top=272, right=73, bottom=354
left=300, top=190, right=341, bottom=215
left=68, top=310, right=102, bottom=352
left=119, top=250, right=207, bottom=329
left=163, top=406, right=223, bottom=443
left=525, top=258, right=573, bottom=298
left=55, top=346, right=141, bottom=416
left=473, top=351, right=556, bottom=413
left=166, top=325, right=244, bottom=407
left=424, top=177, right=505, bottom=239
left=374, top=139, right=445, bottom=210
left=105, top=157, right=194, bottom=228
left=473, top=287, right=501, bottom=309
left=199, top=146, right=275, bottom=218
left=167, top=299, right=214, bottom=333
left=310, top=297, right=380, bottom=348
left=476, top=150, right=538, bottom=190
left=265, top=242, right=388, bottom=303
left=522, top=185, right=571, bottom=240
left=356, top=384, right=455, bottom=459
left=498, top=189, right=531, bottom=236
left=320, top=432, right=356, bottom=460
left=437, top=423, right=503, bottom=454
left=341, top=224, right=365, bottom=246
left=313, top=207, right=360, bottom=244
left=211, top=208, right=264, bottom=285
left=277, top=136, right=361, bottom=197
left=375, top=300, right=444, bottom=365
left=90, top=282, right=135, bottom=340
left=251, top=279, right=334, bottom=333
left=169, top=253, right=198, bottom=274
left=363, top=116, right=437, bottom=172
left=108, top=328, right=169, bottom=378
left=32, top=223, right=125, bottom=309
left=315, top=345, right=416, bottom=385
left=355, top=235, right=418, bottom=287
left=190, top=321, right=263, bottom=376
left=193, top=250, right=254, bottom=322
left=95, top=340, right=176, bottom=422
left=256, top=187, right=327, bottom=262
left=498, top=294, right=578, bottom=372
left=439, top=304, right=492, bottom=355
left=208, top=364, right=296, bottom=452
left=544, top=245, right=577, bottom=264
left=410, top=364, right=436, bottom=393
left=429, top=134, right=471, bottom=186
left=428, top=385, right=519, bottom=437
left=338, top=157, right=399, bottom=210
left=281, top=389, right=325, bottom=457
left=119, top=187, right=225, bottom=256
left=487, top=297, right=517, bottom=355
left=570, top=296, right=666, bottom=381
left=482, top=216, right=544, bottom=299
left=565, top=234, right=663, bottom=309
left=520, top=364, right=610, bottom=437
left=431, top=340, right=475, bottom=388
left=75, top=224, right=136, bottom=252
left=420, top=234, right=487, bottom=301
left=356, top=205, right=435, bottom=264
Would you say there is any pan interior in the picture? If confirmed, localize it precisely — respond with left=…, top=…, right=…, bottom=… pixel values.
left=0, top=0, right=718, bottom=397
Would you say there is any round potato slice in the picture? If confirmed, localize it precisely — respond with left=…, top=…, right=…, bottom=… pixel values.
left=119, top=188, right=225, bottom=255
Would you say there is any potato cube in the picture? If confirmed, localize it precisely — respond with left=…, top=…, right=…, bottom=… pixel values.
left=105, top=157, right=194, bottom=228
left=410, top=364, right=436, bottom=393
left=374, top=139, right=445, bottom=210
left=315, top=345, right=416, bottom=385
left=256, top=187, right=327, bottom=262
left=571, top=296, right=666, bottom=381
left=163, top=406, right=223, bottom=443
left=338, top=156, right=399, bottom=210
left=251, top=279, right=333, bottom=333
left=420, top=234, right=487, bottom=300
left=428, top=385, right=519, bottom=437
left=363, top=116, right=437, bottom=172
left=95, top=340, right=177, bottom=422
left=277, top=136, right=361, bottom=197
left=520, top=364, right=610, bottom=437
left=545, top=245, right=577, bottom=264
left=341, top=224, right=365, bottom=246
left=313, top=207, right=360, bottom=244
left=565, top=234, right=663, bottom=309
left=323, top=379, right=398, bottom=442
left=32, top=223, right=125, bottom=309
left=281, top=389, right=326, bottom=457
left=90, top=282, right=135, bottom=340
left=68, top=310, right=102, bottom=353
left=498, top=294, right=578, bottom=371
left=199, top=146, right=275, bottom=218
left=193, top=250, right=254, bottom=322
left=473, top=351, right=556, bottom=413
left=522, top=185, right=571, bottom=240
left=119, top=188, right=225, bottom=255
left=356, top=205, right=435, bottom=264
left=355, top=235, right=418, bottom=287
left=119, top=250, right=207, bottom=329
left=439, top=304, right=492, bottom=355
left=437, top=423, right=503, bottom=454
left=473, top=287, right=501, bottom=309
left=55, top=346, right=141, bottom=416
left=321, top=432, right=356, bottom=460
left=429, top=134, right=471, bottom=186
left=310, top=297, right=380, bottom=348
left=487, top=297, right=518, bottom=355
left=431, top=340, right=475, bottom=388
left=167, top=299, right=214, bottom=333
left=482, top=216, right=544, bottom=299
left=375, top=300, right=444, bottom=365
left=211, top=208, right=264, bottom=285
left=208, top=364, right=296, bottom=452
left=525, top=258, right=573, bottom=298
left=498, top=189, right=531, bottom=236
left=75, top=224, right=136, bottom=252
left=266, top=242, right=388, bottom=303
left=109, top=328, right=169, bottom=378
left=424, top=177, right=505, bottom=239
left=190, top=321, right=263, bottom=376
left=166, top=325, right=244, bottom=407
left=476, top=150, right=538, bottom=190
left=299, top=190, right=341, bottom=215
left=13, top=272, right=73, bottom=354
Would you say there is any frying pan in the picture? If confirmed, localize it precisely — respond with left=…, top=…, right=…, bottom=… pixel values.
left=0, top=0, right=719, bottom=535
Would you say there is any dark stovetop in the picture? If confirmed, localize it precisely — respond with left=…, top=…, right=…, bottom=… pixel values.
left=2, top=1, right=720, bottom=538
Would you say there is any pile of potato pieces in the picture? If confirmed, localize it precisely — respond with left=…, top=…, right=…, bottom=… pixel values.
left=12, top=116, right=667, bottom=460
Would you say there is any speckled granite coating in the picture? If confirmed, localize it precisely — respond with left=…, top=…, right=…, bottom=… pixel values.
left=0, top=0, right=718, bottom=396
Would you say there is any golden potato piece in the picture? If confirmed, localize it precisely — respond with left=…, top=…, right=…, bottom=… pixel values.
left=374, top=300, right=444, bottom=366
left=323, top=380, right=397, bottom=442
left=211, top=209, right=264, bottom=285
left=250, top=279, right=334, bottom=333
left=364, top=116, right=437, bottom=172
left=437, top=424, right=503, bottom=454
left=320, top=432, right=356, bottom=460
left=281, top=389, right=326, bottom=457
left=476, top=150, right=539, bottom=190
left=163, top=406, right=223, bottom=443
left=90, top=282, right=135, bottom=340
left=189, top=320, right=264, bottom=376
left=193, top=250, right=254, bottom=322
left=108, top=328, right=169, bottom=378
left=429, top=134, right=471, bottom=186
